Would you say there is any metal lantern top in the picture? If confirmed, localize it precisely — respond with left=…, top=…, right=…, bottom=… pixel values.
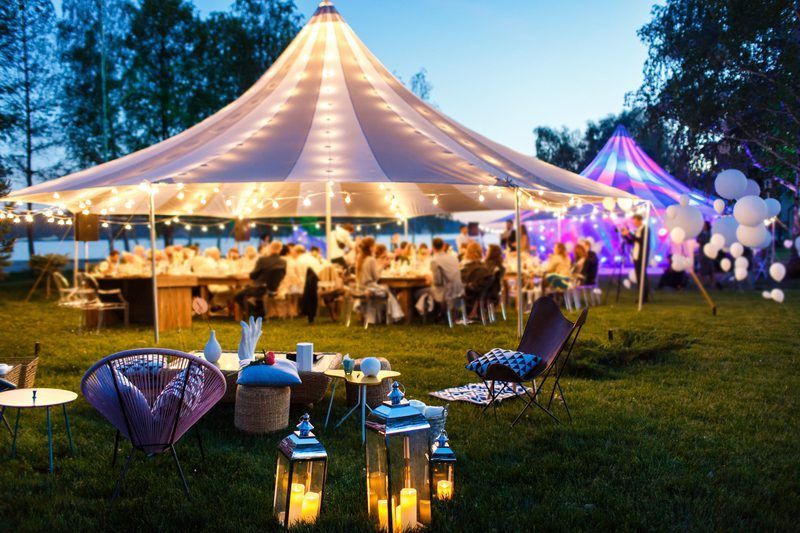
left=278, top=413, right=328, bottom=461
left=366, top=381, right=430, bottom=436
left=431, top=430, right=456, bottom=463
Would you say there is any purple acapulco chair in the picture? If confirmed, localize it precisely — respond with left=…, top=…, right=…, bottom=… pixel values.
left=81, top=348, right=226, bottom=499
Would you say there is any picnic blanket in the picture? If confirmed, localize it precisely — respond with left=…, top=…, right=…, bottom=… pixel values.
left=429, top=382, right=531, bottom=406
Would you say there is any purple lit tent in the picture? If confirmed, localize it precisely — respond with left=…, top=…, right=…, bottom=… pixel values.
left=496, top=125, right=714, bottom=267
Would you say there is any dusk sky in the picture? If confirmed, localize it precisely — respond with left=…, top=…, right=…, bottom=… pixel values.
left=195, top=0, right=656, bottom=154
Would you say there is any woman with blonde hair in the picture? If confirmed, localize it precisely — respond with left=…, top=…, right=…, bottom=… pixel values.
left=543, top=242, right=572, bottom=289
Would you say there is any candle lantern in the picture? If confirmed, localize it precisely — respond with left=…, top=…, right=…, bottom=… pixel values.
left=429, top=430, right=456, bottom=500
left=274, top=413, right=327, bottom=528
left=365, top=381, right=432, bottom=532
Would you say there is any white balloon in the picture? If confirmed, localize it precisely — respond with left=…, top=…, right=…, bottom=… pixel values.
left=602, top=197, right=616, bottom=211
left=711, top=216, right=739, bottom=248
left=617, top=197, right=634, bottom=212
left=702, top=243, right=718, bottom=259
left=713, top=198, right=726, bottom=214
left=743, top=179, right=761, bottom=198
left=733, top=195, right=768, bottom=226
left=758, top=231, right=773, bottom=250
left=784, top=239, right=793, bottom=249
left=623, top=279, right=632, bottom=289
left=714, top=169, right=747, bottom=200
left=729, top=242, right=744, bottom=258
left=665, top=205, right=677, bottom=220
left=770, top=288, right=785, bottom=303
left=679, top=194, right=690, bottom=207
left=670, top=227, right=686, bottom=244
left=764, top=198, right=781, bottom=218
left=734, top=256, right=749, bottom=270
left=736, top=223, right=768, bottom=248
left=720, top=258, right=732, bottom=272
left=710, top=233, right=725, bottom=248
left=769, top=263, right=786, bottom=282
left=664, top=204, right=704, bottom=239
left=671, top=254, right=686, bottom=272
left=762, top=290, right=772, bottom=300
left=734, top=267, right=748, bottom=281
left=796, top=236, right=800, bottom=250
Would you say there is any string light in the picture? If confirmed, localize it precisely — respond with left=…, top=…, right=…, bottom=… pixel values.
left=303, top=196, right=311, bottom=207
left=345, top=194, right=351, bottom=204
left=432, top=195, right=439, bottom=206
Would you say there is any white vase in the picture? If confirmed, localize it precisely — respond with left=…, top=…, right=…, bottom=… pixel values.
left=204, top=330, right=222, bottom=363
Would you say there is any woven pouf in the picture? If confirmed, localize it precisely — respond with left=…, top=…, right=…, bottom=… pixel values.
left=235, top=385, right=290, bottom=434
left=346, top=357, right=392, bottom=408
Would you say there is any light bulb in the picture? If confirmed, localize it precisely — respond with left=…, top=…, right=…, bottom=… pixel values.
left=303, top=197, right=311, bottom=207
left=478, top=194, right=485, bottom=202
left=345, top=194, right=352, bottom=204
left=432, top=196, right=439, bottom=206
left=125, top=224, right=132, bottom=230
left=272, top=200, right=279, bottom=209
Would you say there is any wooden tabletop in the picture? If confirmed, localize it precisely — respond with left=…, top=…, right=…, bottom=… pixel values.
left=324, top=369, right=400, bottom=385
left=196, top=274, right=250, bottom=284
left=0, top=388, right=78, bottom=409
left=194, top=351, right=341, bottom=374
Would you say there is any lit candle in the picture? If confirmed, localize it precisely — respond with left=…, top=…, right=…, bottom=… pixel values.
left=287, top=483, right=305, bottom=525
left=437, top=480, right=453, bottom=500
left=300, top=491, right=320, bottom=522
left=378, top=499, right=389, bottom=531
left=399, top=488, right=417, bottom=530
left=418, top=499, right=431, bottom=524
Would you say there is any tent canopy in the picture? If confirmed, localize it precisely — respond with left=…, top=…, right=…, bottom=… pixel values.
left=580, top=125, right=712, bottom=213
left=5, top=1, right=636, bottom=219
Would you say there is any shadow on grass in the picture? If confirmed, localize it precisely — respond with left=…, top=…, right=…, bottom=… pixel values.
left=567, top=329, right=694, bottom=378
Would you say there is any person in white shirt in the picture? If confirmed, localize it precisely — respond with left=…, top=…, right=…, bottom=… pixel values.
left=330, top=224, right=354, bottom=267
left=455, top=225, right=472, bottom=256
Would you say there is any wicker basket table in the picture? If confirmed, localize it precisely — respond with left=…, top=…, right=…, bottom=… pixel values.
left=234, top=385, right=290, bottom=434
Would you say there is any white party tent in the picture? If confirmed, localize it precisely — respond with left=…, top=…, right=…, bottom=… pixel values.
left=4, top=0, right=642, bottom=338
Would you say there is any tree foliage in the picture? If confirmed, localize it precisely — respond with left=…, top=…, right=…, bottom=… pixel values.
left=637, top=0, right=800, bottom=191
left=58, top=0, right=130, bottom=168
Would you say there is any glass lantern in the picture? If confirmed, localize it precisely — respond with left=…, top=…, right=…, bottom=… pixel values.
left=429, top=430, right=456, bottom=500
left=274, top=413, right=327, bottom=528
left=365, top=381, right=432, bottom=532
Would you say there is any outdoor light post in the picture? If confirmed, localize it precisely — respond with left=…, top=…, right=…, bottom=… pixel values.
left=429, top=431, right=456, bottom=501
left=274, top=414, right=328, bottom=528
left=365, top=382, right=432, bottom=532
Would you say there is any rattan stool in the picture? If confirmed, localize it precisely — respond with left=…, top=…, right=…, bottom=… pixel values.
left=234, top=385, right=290, bottom=434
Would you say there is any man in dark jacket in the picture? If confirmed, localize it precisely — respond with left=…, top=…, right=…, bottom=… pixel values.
left=234, top=241, right=286, bottom=312
left=579, top=239, right=599, bottom=285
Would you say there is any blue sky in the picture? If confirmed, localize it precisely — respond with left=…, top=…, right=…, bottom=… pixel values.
left=195, top=0, right=656, bottom=154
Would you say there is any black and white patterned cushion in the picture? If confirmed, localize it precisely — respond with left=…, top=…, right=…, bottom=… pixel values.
left=465, top=348, right=541, bottom=380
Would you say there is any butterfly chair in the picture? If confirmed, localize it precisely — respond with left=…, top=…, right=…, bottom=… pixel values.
left=81, top=349, right=226, bottom=499
left=466, top=296, right=587, bottom=426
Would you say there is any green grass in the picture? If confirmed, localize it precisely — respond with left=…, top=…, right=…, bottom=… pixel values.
left=0, top=276, right=798, bottom=532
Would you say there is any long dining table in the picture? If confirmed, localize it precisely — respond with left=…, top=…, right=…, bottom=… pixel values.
left=379, top=275, right=430, bottom=324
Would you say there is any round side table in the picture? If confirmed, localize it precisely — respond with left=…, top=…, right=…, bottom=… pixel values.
left=324, top=369, right=401, bottom=443
left=0, top=388, right=77, bottom=473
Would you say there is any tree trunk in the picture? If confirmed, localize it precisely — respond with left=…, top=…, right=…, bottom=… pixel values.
left=21, top=0, right=35, bottom=257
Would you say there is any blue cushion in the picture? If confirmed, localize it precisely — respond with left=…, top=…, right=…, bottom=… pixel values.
left=465, top=348, right=541, bottom=380
left=237, top=359, right=301, bottom=387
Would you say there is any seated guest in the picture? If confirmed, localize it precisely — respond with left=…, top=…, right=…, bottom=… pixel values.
left=228, top=248, right=241, bottom=261
left=310, top=246, right=324, bottom=265
left=238, top=245, right=258, bottom=273
left=460, top=242, right=493, bottom=316
left=95, top=250, right=121, bottom=276
left=356, top=237, right=381, bottom=288
left=415, top=243, right=432, bottom=272
left=233, top=241, right=286, bottom=312
left=572, top=243, right=587, bottom=280
left=375, top=243, right=391, bottom=270
left=543, top=242, right=572, bottom=289
left=578, top=239, right=599, bottom=285
left=484, top=244, right=504, bottom=273
left=394, top=242, right=412, bottom=264
left=430, top=237, right=463, bottom=305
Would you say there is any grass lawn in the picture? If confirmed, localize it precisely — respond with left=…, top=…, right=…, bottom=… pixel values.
left=0, top=275, right=798, bottom=531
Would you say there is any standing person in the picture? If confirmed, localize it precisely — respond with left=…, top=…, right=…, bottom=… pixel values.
left=455, top=225, right=471, bottom=256
left=621, top=214, right=650, bottom=303
left=330, top=224, right=355, bottom=268
left=696, top=221, right=716, bottom=286
left=579, top=239, right=599, bottom=285
left=500, top=220, right=515, bottom=251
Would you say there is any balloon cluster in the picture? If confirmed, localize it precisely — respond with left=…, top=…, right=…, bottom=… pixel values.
left=663, top=193, right=704, bottom=272
left=712, top=169, right=786, bottom=303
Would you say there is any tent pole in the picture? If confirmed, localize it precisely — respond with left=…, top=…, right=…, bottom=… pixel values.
left=637, top=202, right=651, bottom=312
left=515, top=187, right=523, bottom=338
left=84, top=241, right=89, bottom=272
left=148, top=190, right=160, bottom=344
left=73, top=234, right=79, bottom=287
left=403, top=218, right=409, bottom=242
left=325, top=181, right=333, bottom=260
